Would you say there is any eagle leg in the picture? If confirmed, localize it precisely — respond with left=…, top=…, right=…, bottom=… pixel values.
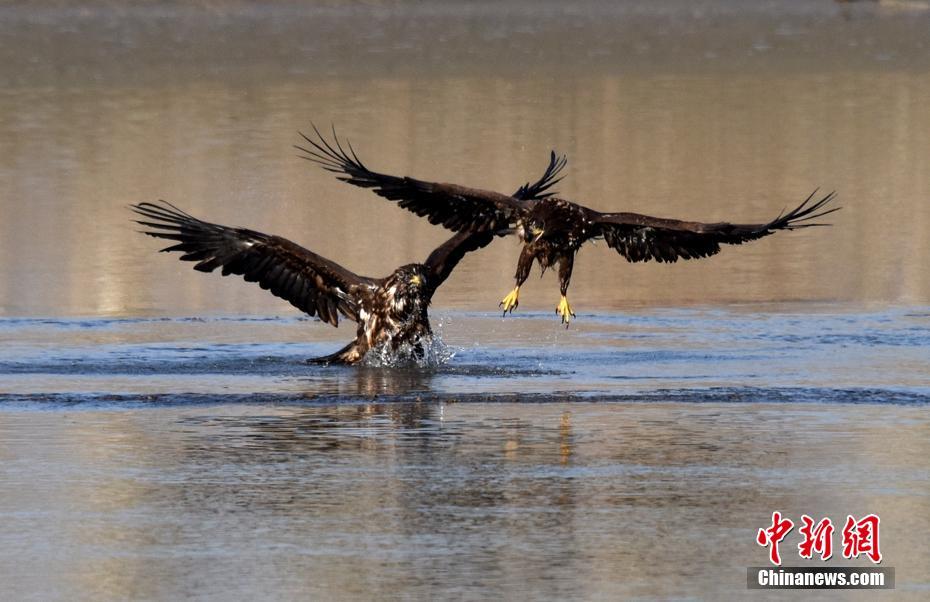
left=500, top=245, right=535, bottom=317
left=556, top=295, right=576, bottom=327
left=556, top=253, right=576, bottom=327
left=499, top=286, right=520, bottom=315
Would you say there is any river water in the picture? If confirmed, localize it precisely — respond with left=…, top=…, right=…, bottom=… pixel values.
left=1, top=1, right=929, bottom=599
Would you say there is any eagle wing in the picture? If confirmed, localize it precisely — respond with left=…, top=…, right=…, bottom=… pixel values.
left=589, top=190, right=839, bottom=263
left=131, top=201, right=376, bottom=326
left=295, top=126, right=564, bottom=233
left=423, top=228, right=497, bottom=294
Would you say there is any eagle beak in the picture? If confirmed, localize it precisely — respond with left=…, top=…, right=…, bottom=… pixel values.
left=531, top=227, right=545, bottom=243
left=410, top=274, right=422, bottom=286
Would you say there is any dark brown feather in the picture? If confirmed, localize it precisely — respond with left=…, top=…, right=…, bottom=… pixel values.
left=295, top=125, right=544, bottom=234
left=591, top=190, right=839, bottom=264
left=130, top=201, right=375, bottom=326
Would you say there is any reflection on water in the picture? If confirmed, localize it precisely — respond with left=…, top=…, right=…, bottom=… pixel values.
left=1, top=402, right=929, bottom=600
left=0, top=308, right=927, bottom=598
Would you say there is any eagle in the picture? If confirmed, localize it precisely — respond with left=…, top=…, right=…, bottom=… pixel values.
left=130, top=201, right=497, bottom=365
left=296, top=127, right=840, bottom=325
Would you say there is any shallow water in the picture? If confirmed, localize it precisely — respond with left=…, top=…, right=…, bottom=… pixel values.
left=2, top=1, right=930, bottom=600
left=1, top=310, right=929, bottom=599
left=3, top=400, right=930, bottom=600
left=1, top=309, right=929, bottom=400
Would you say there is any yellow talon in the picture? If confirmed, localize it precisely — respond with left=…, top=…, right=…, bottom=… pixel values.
left=499, top=286, right=520, bottom=315
left=556, top=295, right=576, bottom=326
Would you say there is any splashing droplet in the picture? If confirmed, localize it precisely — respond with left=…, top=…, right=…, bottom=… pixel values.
left=360, top=329, right=456, bottom=368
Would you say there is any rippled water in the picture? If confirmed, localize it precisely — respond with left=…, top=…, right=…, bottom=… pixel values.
left=2, top=1, right=930, bottom=600
left=4, top=400, right=930, bottom=600
left=2, top=309, right=929, bottom=400
left=2, top=310, right=929, bottom=599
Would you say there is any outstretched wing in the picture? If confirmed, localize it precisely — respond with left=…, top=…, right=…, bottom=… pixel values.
left=131, top=201, right=376, bottom=326
left=422, top=228, right=497, bottom=293
left=295, top=125, right=541, bottom=233
left=591, top=190, right=840, bottom=263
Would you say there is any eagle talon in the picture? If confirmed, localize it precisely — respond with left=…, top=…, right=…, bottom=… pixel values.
left=556, top=295, right=575, bottom=326
left=500, top=286, right=520, bottom=316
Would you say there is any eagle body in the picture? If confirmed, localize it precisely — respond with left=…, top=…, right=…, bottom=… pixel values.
left=335, top=264, right=433, bottom=364
left=132, top=202, right=493, bottom=365
left=521, top=197, right=597, bottom=250
left=517, top=198, right=596, bottom=291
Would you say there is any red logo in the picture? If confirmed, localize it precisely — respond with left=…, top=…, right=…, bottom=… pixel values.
left=756, top=511, right=794, bottom=566
left=758, top=512, right=882, bottom=565
left=798, top=515, right=834, bottom=561
left=842, top=514, right=882, bottom=563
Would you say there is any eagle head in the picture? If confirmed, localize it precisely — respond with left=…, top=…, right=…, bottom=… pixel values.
left=522, top=218, right=546, bottom=243
left=385, top=264, right=430, bottom=314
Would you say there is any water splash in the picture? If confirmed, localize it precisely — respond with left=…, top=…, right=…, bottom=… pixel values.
left=360, top=331, right=456, bottom=369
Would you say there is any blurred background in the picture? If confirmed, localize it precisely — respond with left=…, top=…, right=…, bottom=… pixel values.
left=1, top=0, right=929, bottom=317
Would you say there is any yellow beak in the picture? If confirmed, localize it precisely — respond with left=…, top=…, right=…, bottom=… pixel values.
left=410, top=274, right=422, bottom=286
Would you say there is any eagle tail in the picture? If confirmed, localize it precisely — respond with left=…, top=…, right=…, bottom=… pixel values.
left=306, top=341, right=365, bottom=365
left=513, top=150, right=568, bottom=201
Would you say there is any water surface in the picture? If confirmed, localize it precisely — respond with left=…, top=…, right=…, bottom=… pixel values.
left=2, top=309, right=929, bottom=599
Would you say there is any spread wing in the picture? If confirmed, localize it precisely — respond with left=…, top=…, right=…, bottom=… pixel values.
left=591, top=190, right=840, bottom=263
left=131, top=201, right=376, bottom=326
left=423, top=229, right=497, bottom=294
left=295, top=125, right=563, bottom=233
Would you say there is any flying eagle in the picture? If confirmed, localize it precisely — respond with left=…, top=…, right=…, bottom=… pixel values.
left=296, top=127, right=840, bottom=325
left=130, top=201, right=496, bottom=365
